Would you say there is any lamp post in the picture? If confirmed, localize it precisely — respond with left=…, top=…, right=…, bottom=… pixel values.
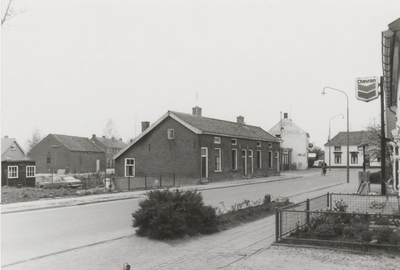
left=322, top=87, right=350, bottom=183
left=328, top=114, right=344, bottom=171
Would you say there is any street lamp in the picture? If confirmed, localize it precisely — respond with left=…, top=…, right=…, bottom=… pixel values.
left=328, top=114, right=344, bottom=171
left=322, top=87, right=350, bottom=183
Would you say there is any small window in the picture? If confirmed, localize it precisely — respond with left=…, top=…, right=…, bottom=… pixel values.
left=231, top=139, right=237, bottom=145
left=8, top=166, right=18, bottom=179
left=26, top=166, right=36, bottom=178
left=334, top=146, right=341, bottom=151
left=10, top=144, right=16, bottom=151
left=125, top=158, right=135, bottom=177
left=268, top=143, right=272, bottom=148
left=257, top=141, right=261, bottom=147
left=167, top=129, right=174, bottom=140
left=214, top=137, right=221, bottom=144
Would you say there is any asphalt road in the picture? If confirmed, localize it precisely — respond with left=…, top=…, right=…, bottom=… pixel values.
left=1, top=169, right=350, bottom=267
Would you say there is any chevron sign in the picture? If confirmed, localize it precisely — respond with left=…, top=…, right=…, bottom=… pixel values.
left=355, top=77, right=379, bottom=102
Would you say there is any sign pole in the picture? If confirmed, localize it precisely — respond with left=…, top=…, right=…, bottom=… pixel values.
left=380, top=76, right=386, bottom=195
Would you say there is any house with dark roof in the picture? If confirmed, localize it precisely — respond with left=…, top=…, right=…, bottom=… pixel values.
left=113, top=107, right=281, bottom=188
left=29, top=134, right=106, bottom=174
left=1, top=136, right=26, bottom=161
left=324, top=131, right=380, bottom=168
left=90, top=135, right=127, bottom=169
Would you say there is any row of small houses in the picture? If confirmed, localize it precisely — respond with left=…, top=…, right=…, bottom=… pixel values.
left=2, top=106, right=379, bottom=188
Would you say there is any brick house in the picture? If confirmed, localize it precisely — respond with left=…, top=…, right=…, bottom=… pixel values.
left=114, top=107, right=281, bottom=188
left=29, top=134, right=106, bottom=174
left=90, top=135, right=127, bottom=169
left=1, top=136, right=26, bottom=161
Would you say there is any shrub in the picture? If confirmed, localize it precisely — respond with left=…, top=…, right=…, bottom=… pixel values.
left=314, top=224, right=335, bottom=238
left=389, top=230, right=400, bottom=246
left=374, top=215, right=391, bottom=225
left=374, top=227, right=393, bottom=243
left=132, top=189, right=218, bottom=240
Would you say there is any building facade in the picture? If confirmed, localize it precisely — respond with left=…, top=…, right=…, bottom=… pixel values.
left=269, top=113, right=310, bottom=170
left=1, top=160, right=36, bottom=187
left=29, top=134, right=106, bottom=174
left=1, top=136, right=26, bottom=161
left=324, top=131, right=380, bottom=169
left=90, top=135, right=127, bottom=169
left=114, top=108, right=281, bottom=188
left=382, top=18, right=400, bottom=193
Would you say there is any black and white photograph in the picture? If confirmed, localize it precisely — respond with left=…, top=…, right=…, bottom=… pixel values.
left=1, top=0, right=400, bottom=269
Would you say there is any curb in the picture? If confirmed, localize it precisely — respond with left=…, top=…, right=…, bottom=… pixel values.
left=1, top=175, right=302, bottom=214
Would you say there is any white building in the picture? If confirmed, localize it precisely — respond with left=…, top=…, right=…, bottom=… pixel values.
left=269, top=113, right=310, bottom=170
left=324, top=131, right=380, bottom=169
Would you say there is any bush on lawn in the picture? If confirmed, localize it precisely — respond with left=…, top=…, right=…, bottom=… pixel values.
left=132, top=189, right=218, bottom=240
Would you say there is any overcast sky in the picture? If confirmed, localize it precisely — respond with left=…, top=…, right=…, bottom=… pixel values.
left=1, top=0, right=399, bottom=151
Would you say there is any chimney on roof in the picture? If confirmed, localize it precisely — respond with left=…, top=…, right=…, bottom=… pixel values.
left=192, top=106, right=202, bottom=117
left=142, top=121, right=150, bottom=132
left=102, top=136, right=106, bottom=138
left=284, top=113, right=288, bottom=119
left=4, top=135, right=8, bottom=138
left=237, top=116, right=245, bottom=125
left=92, top=134, right=96, bottom=139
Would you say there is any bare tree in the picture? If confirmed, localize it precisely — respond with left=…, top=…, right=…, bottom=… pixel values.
left=26, top=128, right=43, bottom=152
left=1, top=0, right=26, bottom=26
left=103, top=119, right=119, bottom=139
left=364, top=120, right=393, bottom=178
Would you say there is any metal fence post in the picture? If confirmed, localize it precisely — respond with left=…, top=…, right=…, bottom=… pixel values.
left=275, top=207, right=280, bottom=242
left=306, top=199, right=310, bottom=223
left=327, top=192, right=330, bottom=208
left=160, top=175, right=162, bottom=187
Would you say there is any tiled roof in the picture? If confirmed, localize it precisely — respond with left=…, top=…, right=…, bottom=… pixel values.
left=114, top=110, right=280, bottom=160
left=52, top=134, right=104, bottom=152
left=93, top=137, right=127, bottom=149
left=170, top=111, right=279, bottom=142
left=325, top=131, right=369, bottom=146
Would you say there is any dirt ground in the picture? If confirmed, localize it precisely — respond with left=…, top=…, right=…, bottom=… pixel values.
left=224, top=245, right=400, bottom=270
left=0, top=186, right=109, bottom=204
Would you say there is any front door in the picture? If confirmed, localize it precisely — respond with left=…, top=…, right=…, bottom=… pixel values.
left=242, top=149, right=247, bottom=176
left=201, top=147, right=208, bottom=179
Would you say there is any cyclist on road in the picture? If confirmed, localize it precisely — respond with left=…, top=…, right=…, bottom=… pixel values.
left=321, top=162, right=327, bottom=176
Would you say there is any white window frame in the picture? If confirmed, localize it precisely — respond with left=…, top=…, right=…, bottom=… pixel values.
left=214, top=148, right=222, bottom=172
left=167, top=129, right=175, bottom=139
left=231, top=138, right=237, bottom=145
left=268, top=143, right=272, bottom=148
left=214, top=137, right=221, bottom=144
left=8, top=166, right=18, bottom=179
left=257, top=141, right=262, bottom=147
left=26, top=166, right=36, bottom=178
left=10, top=144, right=16, bottom=151
left=125, top=158, right=135, bottom=177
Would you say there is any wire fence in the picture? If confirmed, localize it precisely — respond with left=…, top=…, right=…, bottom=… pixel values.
left=276, top=192, right=400, bottom=249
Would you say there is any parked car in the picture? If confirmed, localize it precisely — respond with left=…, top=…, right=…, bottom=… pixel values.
left=313, top=160, right=324, bottom=167
left=37, top=176, right=82, bottom=189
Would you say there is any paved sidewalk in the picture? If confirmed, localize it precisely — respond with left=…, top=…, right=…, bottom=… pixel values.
left=2, top=169, right=378, bottom=270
